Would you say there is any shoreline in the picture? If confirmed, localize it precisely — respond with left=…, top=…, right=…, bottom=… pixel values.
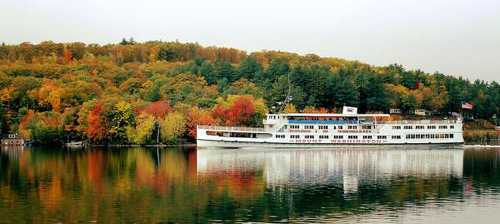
left=88, top=142, right=498, bottom=148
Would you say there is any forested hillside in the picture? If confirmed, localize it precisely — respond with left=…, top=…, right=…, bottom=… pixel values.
left=0, top=40, right=498, bottom=144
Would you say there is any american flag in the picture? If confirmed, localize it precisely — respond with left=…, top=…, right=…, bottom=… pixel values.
left=462, top=102, right=474, bottom=110
left=342, top=106, right=358, bottom=114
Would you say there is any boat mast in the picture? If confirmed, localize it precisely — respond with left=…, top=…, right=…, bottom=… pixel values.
left=278, top=72, right=292, bottom=113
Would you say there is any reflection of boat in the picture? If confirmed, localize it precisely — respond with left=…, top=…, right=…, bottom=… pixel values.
left=0, top=145, right=24, bottom=160
left=197, top=147, right=464, bottom=193
left=197, top=106, right=464, bottom=148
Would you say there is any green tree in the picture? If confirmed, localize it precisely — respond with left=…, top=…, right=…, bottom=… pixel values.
left=214, top=59, right=237, bottom=84
left=199, top=60, right=216, bottom=84
left=326, top=70, right=359, bottom=109
left=238, top=56, right=262, bottom=81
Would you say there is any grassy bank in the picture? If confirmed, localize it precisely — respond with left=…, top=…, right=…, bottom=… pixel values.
left=464, top=119, right=499, bottom=145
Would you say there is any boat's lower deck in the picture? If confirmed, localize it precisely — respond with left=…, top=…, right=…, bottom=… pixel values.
left=196, top=139, right=464, bottom=148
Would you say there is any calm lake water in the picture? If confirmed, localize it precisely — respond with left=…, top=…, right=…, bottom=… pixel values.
left=1, top=146, right=500, bottom=223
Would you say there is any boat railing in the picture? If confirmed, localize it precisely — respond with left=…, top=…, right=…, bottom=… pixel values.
left=198, top=125, right=266, bottom=132
left=288, top=120, right=359, bottom=125
left=379, top=120, right=460, bottom=124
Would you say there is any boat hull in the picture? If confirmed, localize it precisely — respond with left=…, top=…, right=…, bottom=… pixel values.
left=196, top=139, right=464, bottom=148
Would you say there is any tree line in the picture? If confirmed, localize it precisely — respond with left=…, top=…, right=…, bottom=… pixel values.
left=0, top=40, right=498, bottom=144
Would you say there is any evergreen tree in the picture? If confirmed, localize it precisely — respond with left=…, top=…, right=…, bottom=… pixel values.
left=214, top=60, right=236, bottom=83
left=238, top=56, right=262, bottom=81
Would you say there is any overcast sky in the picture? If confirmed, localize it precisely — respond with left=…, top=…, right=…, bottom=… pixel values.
left=2, top=0, right=499, bottom=81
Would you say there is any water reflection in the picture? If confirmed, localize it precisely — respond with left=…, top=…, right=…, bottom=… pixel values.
left=197, top=148, right=464, bottom=194
left=0, top=146, right=499, bottom=223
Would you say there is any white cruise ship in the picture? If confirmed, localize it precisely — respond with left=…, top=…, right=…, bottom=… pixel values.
left=197, top=107, right=464, bottom=147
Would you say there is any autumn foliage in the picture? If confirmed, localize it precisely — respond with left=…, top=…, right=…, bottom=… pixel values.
left=86, top=103, right=106, bottom=142
left=140, top=100, right=171, bottom=119
left=18, top=110, right=63, bottom=143
left=1, top=40, right=498, bottom=144
left=186, top=107, right=216, bottom=139
left=213, top=95, right=257, bottom=126
left=18, top=110, right=35, bottom=138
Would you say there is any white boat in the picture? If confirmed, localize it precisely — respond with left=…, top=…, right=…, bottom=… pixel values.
left=64, top=141, right=86, bottom=149
left=197, top=107, right=464, bottom=148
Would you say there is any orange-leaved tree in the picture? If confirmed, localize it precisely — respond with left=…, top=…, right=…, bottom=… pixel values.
left=86, top=102, right=107, bottom=142
left=186, top=107, right=216, bottom=139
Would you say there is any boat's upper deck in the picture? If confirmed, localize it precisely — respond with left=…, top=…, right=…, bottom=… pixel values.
left=280, top=113, right=390, bottom=118
left=265, top=113, right=389, bottom=123
left=264, top=113, right=460, bottom=125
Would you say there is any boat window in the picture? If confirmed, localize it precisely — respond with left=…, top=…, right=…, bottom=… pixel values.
left=206, top=131, right=224, bottom=136
left=230, top=132, right=258, bottom=138
left=333, top=135, right=343, bottom=139
left=404, top=126, right=413, bottom=129
left=416, top=126, right=425, bottom=129
left=290, top=135, right=300, bottom=139
left=348, top=135, right=358, bottom=139
left=275, top=134, right=286, bottom=139
left=450, top=125, right=454, bottom=129
left=304, top=125, right=314, bottom=129
left=319, top=135, right=329, bottom=139
left=391, top=135, right=401, bottom=139
left=362, top=125, right=372, bottom=129
left=305, top=135, right=314, bottom=139
left=377, top=136, right=387, bottom=139
left=427, top=125, right=436, bottom=129
left=392, top=126, right=401, bottom=130
left=363, top=136, right=372, bottom=139
left=319, top=125, right=328, bottom=130
left=439, top=125, right=448, bottom=129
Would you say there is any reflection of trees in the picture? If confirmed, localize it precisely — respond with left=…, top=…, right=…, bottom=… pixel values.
left=0, top=148, right=500, bottom=223
left=464, top=149, right=500, bottom=191
left=0, top=147, right=204, bottom=223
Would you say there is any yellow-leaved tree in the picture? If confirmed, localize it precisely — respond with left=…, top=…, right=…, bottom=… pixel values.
left=126, top=114, right=155, bottom=144
left=160, top=112, right=186, bottom=143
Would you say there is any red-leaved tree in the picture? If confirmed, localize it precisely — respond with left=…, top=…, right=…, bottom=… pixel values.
left=141, top=100, right=171, bottom=119
left=213, top=95, right=256, bottom=126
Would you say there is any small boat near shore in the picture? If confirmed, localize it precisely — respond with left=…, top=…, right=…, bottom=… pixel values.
left=64, top=141, right=86, bottom=149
